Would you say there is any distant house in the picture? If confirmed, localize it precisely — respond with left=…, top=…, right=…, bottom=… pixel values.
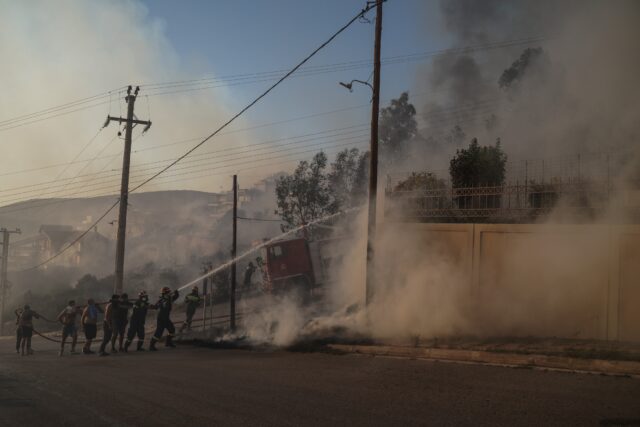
left=9, top=225, right=111, bottom=270
left=208, top=189, right=251, bottom=219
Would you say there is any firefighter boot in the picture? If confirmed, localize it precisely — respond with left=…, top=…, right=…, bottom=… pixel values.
left=136, top=341, right=145, bottom=352
left=123, top=340, right=131, bottom=353
left=149, top=338, right=158, bottom=352
left=166, top=335, right=176, bottom=348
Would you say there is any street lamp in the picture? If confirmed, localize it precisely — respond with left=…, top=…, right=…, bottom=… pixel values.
left=339, top=79, right=374, bottom=93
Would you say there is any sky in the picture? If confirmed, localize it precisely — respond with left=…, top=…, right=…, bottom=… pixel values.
left=0, top=0, right=445, bottom=203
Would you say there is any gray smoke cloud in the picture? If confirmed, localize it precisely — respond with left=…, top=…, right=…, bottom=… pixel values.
left=232, top=0, right=640, bottom=347
left=413, top=0, right=640, bottom=179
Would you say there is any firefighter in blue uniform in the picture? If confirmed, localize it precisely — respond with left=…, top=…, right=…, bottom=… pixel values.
left=179, top=286, right=202, bottom=332
left=149, top=287, right=179, bottom=351
left=124, top=290, right=152, bottom=352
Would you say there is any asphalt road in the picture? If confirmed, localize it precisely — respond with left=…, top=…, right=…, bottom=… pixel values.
left=1, top=335, right=639, bottom=426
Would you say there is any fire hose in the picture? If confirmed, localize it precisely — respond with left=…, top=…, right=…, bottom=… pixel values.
left=27, top=312, right=244, bottom=345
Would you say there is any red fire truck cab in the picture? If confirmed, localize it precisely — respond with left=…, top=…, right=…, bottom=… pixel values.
left=260, top=236, right=349, bottom=297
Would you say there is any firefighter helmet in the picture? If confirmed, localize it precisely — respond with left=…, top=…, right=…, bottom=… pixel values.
left=161, top=286, right=171, bottom=294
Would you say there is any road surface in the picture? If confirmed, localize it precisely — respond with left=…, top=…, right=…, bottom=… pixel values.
left=1, top=335, right=639, bottom=426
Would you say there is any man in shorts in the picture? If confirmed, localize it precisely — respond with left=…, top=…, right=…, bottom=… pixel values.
left=57, top=300, right=81, bottom=356
left=18, top=305, right=40, bottom=356
left=111, top=293, right=131, bottom=353
left=99, top=294, right=119, bottom=357
left=81, top=298, right=103, bottom=354
left=14, top=307, right=23, bottom=354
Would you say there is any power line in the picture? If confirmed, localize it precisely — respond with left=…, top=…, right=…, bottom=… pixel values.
left=13, top=138, right=369, bottom=272
left=13, top=1, right=379, bottom=272
left=0, top=35, right=546, bottom=133
left=0, top=99, right=114, bottom=133
left=0, top=88, right=123, bottom=128
left=237, top=216, right=282, bottom=222
left=0, top=100, right=505, bottom=205
left=0, top=138, right=369, bottom=218
left=0, top=126, right=369, bottom=200
left=140, top=36, right=547, bottom=94
left=0, top=98, right=503, bottom=205
left=143, top=37, right=545, bottom=98
left=0, top=88, right=495, bottom=179
left=0, top=134, right=370, bottom=206
left=128, top=3, right=381, bottom=194
left=10, top=8, right=540, bottom=270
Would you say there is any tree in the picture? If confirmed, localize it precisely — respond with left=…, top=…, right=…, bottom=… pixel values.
left=449, top=138, right=507, bottom=210
left=379, top=92, right=417, bottom=166
left=275, top=152, right=337, bottom=231
left=499, top=47, right=545, bottom=90
left=394, top=172, right=446, bottom=191
left=449, top=138, right=507, bottom=188
left=327, top=148, right=369, bottom=208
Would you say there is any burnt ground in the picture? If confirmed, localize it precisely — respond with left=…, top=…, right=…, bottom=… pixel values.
left=1, top=334, right=640, bottom=426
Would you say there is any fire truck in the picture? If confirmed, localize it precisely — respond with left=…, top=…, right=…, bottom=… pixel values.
left=258, top=236, right=350, bottom=298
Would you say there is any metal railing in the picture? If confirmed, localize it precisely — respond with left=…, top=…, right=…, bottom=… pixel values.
left=385, top=179, right=639, bottom=223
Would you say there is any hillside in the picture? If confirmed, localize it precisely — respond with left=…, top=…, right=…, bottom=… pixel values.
left=0, top=190, right=215, bottom=236
left=1, top=189, right=282, bottom=274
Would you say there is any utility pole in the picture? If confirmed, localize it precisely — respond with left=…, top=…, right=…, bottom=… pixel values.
left=103, top=86, right=151, bottom=294
left=365, top=0, right=383, bottom=305
left=0, top=227, right=21, bottom=336
left=202, top=265, right=208, bottom=330
left=230, top=175, right=238, bottom=331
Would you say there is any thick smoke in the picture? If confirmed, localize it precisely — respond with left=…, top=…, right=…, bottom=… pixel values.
left=232, top=1, right=640, bottom=347
left=0, top=0, right=248, bottom=197
left=412, top=0, right=640, bottom=179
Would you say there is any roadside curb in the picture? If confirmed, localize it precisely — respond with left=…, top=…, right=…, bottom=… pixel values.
left=328, top=344, right=640, bottom=377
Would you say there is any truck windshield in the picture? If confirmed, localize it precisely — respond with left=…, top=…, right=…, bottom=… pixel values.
left=269, top=245, right=283, bottom=258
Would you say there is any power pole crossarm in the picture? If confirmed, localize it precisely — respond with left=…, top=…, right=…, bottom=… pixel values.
left=106, top=116, right=152, bottom=127
left=102, top=86, right=152, bottom=294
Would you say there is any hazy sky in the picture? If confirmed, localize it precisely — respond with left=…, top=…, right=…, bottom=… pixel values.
left=0, top=0, right=444, bottom=204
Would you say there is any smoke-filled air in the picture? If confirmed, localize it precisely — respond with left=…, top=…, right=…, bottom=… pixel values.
left=215, top=0, right=640, bottom=347
left=3, top=1, right=640, bottom=424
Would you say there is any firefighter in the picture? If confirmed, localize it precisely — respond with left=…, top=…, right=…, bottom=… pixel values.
left=243, top=261, right=256, bottom=292
left=179, top=286, right=202, bottom=332
left=111, top=293, right=131, bottom=353
left=123, top=291, right=152, bottom=352
left=149, top=287, right=179, bottom=351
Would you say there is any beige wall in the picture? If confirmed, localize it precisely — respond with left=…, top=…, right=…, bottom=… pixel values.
left=378, top=222, right=640, bottom=342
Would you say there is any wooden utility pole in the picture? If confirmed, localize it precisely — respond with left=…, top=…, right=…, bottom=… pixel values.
left=365, top=1, right=383, bottom=305
left=202, top=265, right=209, bottom=330
left=230, top=175, right=238, bottom=331
left=0, top=227, right=21, bottom=336
left=103, top=86, right=151, bottom=294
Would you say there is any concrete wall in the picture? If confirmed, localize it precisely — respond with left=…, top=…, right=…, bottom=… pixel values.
left=378, top=222, right=640, bottom=342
